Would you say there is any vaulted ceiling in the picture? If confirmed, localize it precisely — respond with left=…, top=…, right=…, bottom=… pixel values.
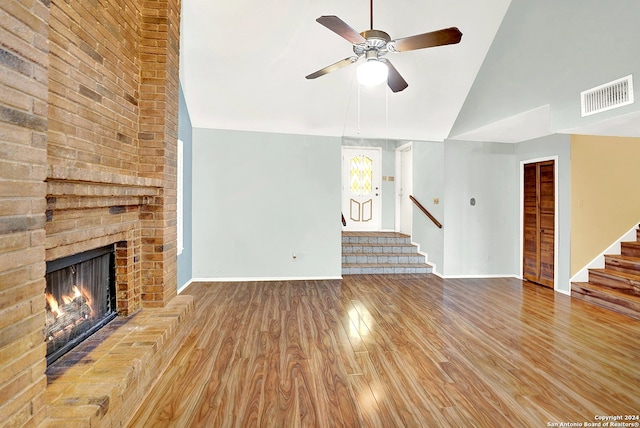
left=179, top=0, right=640, bottom=142
left=179, top=0, right=511, bottom=141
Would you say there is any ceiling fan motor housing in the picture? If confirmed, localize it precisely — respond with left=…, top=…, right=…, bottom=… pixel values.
left=354, top=29, right=391, bottom=58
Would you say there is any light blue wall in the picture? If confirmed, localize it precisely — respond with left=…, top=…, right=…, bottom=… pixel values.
left=411, top=141, right=445, bottom=274
left=177, top=83, right=193, bottom=290
left=180, top=1, right=603, bottom=285
left=451, top=0, right=640, bottom=137
left=410, top=140, right=519, bottom=277
left=192, top=129, right=342, bottom=280
left=411, top=136, right=570, bottom=287
left=442, top=141, right=518, bottom=276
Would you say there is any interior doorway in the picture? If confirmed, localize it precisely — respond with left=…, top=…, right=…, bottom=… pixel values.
left=522, top=159, right=556, bottom=288
left=395, top=142, right=413, bottom=235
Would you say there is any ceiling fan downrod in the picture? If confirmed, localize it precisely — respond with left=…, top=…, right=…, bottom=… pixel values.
left=370, top=0, right=374, bottom=30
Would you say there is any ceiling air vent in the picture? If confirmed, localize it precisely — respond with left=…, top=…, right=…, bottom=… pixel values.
left=581, top=75, right=634, bottom=117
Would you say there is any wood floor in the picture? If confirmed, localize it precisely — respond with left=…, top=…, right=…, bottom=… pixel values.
left=128, top=275, right=640, bottom=427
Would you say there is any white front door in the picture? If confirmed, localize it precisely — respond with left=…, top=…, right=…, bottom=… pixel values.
left=342, top=147, right=381, bottom=231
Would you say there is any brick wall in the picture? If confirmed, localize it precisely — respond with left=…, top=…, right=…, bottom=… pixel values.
left=137, top=0, right=181, bottom=307
left=0, top=0, right=50, bottom=425
left=0, top=0, right=181, bottom=424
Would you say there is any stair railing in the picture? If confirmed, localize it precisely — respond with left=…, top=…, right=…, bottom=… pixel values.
left=409, top=195, right=442, bottom=229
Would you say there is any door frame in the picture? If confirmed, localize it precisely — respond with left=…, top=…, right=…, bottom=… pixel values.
left=341, top=146, right=382, bottom=231
left=395, top=142, right=413, bottom=234
left=519, top=156, right=559, bottom=291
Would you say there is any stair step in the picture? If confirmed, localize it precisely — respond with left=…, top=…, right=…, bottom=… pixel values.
left=342, top=232, right=411, bottom=245
left=342, top=253, right=426, bottom=264
left=342, top=263, right=433, bottom=275
left=569, top=227, right=640, bottom=320
left=588, top=269, right=640, bottom=295
left=341, top=231, right=430, bottom=275
left=605, top=254, right=640, bottom=276
left=342, top=231, right=409, bottom=237
left=342, top=243, right=418, bottom=254
left=572, top=281, right=640, bottom=320
left=621, top=241, right=640, bottom=258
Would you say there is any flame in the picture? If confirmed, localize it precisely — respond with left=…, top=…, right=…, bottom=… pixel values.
left=46, top=285, right=91, bottom=318
left=61, top=286, right=82, bottom=304
left=45, top=284, right=96, bottom=343
left=46, top=293, right=63, bottom=318
left=77, top=286, right=92, bottom=309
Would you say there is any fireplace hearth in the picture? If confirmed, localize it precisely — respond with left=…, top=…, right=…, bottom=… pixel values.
left=45, top=245, right=117, bottom=365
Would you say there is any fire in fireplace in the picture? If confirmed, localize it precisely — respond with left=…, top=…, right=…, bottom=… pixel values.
left=45, top=245, right=117, bottom=365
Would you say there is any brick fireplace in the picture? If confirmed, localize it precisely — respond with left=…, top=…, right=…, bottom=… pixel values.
left=0, top=0, right=190, bottom=425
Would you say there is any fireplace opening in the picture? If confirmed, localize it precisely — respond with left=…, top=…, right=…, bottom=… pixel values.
left=45, top=245, right=117, bottom=365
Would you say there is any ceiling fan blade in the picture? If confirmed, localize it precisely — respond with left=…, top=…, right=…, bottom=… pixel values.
left=316, top=16, right=366, bottom=45
left=382, top=60, right=408, bottom=93
left=306, top=57, right=358, bottom=80
left=390, top=27, right=462, bottom=52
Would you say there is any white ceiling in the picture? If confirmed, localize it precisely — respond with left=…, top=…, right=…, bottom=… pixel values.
left=450, top=105, right=552, bottom=144
left=449, top=107, right=640, bottom=143
left=559, top=110, right=640, bottom=139
left=179, top=0, right=512, bottom=142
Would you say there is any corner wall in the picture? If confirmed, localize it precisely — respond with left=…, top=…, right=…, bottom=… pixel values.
left=177, top=83, right=192, bottom=289
left=410, top=140, right=519, bottom=278
left=411, top=141, right=445, bottom=274
left=451, top=0, right=640, bottom=137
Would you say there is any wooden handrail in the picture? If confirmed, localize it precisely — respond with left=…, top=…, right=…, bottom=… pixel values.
left=409, top=195, right=442, bottom=229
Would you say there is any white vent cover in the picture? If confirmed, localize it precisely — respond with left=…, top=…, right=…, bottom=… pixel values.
left=581, top=75, right=634, bottom=117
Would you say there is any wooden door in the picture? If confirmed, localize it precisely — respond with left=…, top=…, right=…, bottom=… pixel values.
left=523, top=160, right=555, bottom=288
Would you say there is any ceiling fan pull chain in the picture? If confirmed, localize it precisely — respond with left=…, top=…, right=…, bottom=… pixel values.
left=357, top=83, right=361, bottom=134
left=385, top=85, right=389, bottom=140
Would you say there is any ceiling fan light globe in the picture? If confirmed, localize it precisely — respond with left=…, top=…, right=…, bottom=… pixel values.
left=357, top=59, right=388, bottom=86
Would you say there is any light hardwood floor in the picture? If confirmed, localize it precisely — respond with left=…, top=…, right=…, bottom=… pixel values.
left=128, top=275, right=640, bottom=427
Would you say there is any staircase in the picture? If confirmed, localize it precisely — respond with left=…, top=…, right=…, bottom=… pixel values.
left=342, top=231, right=433, bottom=275
left=571, top=225, right=640, bottom=319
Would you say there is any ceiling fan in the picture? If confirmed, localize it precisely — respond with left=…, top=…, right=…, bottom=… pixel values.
left=305, top=0, right=462, bottom=92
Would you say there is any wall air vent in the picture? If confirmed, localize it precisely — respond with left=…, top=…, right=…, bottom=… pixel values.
left=581, top=75, right=634, bottom=117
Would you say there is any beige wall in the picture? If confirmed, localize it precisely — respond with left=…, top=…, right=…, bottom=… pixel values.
left=571, top=135, right=640, bottom=275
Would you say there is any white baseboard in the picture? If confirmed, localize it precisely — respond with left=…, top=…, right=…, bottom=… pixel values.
left=409, top=240, right=438, bottom=275
left=570, top=223, right=639, bottom=283
left=177, top=278, right=194, bottom=294
left=190, top=276, right=343, bottom=283
left=440, top=274, right=520, bottom=279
